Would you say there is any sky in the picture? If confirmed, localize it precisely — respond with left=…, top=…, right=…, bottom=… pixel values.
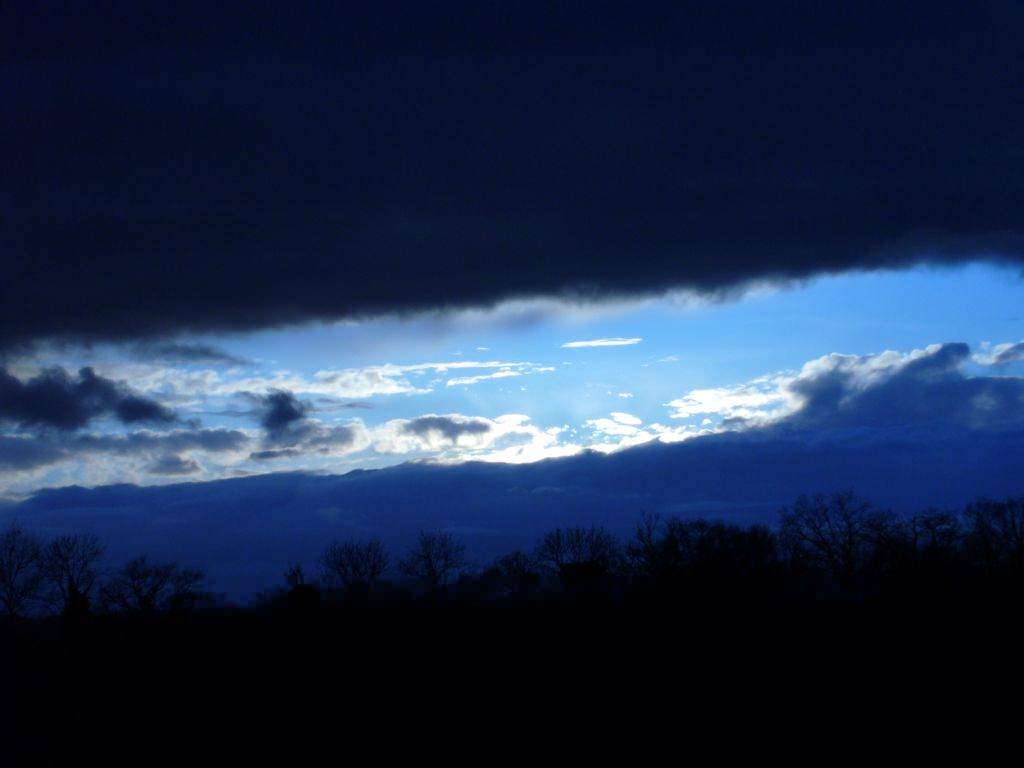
left=2, top=261, right=1023, bottom=497
left=3, top=1, right=1024, bottom=512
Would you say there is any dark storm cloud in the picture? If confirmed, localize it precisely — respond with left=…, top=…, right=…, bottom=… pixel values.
left=402, top=416, right=493, bottom=443
left=3, top=2, right=1024, bottom=347
left=0, top=366, right=176, bottom=430
left=0, top=428, right=249, bottom=473
left=129, top=342, right=249, bottom=366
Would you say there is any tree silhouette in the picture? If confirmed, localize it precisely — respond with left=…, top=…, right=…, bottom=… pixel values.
left=534, top=526, right=620, bottom=595
left=399, top=531, right=467, bottom=592
left=320, top=540, right=389, bottom=593
left=0, top=522, right=44, bottom=619
left=779, top=491, right=881, bottom=588
left=963, top=498, right=1024, bottom=573
left=101, top=556, right=205, bottom=613
left=490, top=551, right=541, bottom=596
left=41, top=533, right=104, bottom=617
left=534, top=526, right=619, bottom=572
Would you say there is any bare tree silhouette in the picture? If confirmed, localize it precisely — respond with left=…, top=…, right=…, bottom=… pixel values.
left=0, top=522, right=44, bottom=619
left=101, top=556, right=205, bottom=613
left=534, top=526, right=619, bottom=572
left=963, top=498, right=1024, bottom=572
left=320, top=540, right=389, bottom=592
left=41, top=533, right=104, bottom=617
left=534, top=526, right=620, bottom=596
left=779, top=491, right=881, bottom=587
left=400, top=531, right=467, bottom=592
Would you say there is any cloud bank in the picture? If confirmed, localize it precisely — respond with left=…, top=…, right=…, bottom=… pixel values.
left=4, top=2, right=1024, bottom=346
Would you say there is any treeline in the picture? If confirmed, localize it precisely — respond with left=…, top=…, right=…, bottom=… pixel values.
left=0, top=527, right=204, bottom=620
left=2, top=492, right=1023, bottom=621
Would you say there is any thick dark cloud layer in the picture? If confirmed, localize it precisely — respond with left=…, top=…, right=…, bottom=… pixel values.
left=3, top=2, right=1023, bottom=346
left=0, top=366, right=176, bottom=430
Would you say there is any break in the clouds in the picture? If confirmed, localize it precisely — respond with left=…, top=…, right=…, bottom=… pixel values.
left=4, top=3, right=1024, bottom=347
left=3, top=337, right=1024, bottom=500
left=562, top=338, right=643, bottom=349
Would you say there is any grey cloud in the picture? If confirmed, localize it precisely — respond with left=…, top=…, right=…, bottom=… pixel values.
left=0, top=428, right=250, bottom=474
left=146, top=455, right=201, bottom=475
left=0, top=365, right=177, bottom=430
left=401, top=415, right=493, bottom=444
left=0, top=435, right=66, bottom=471
left=248, top=389, right=363, bottom=460
left=259, top=391, right=309, bottom=440
left=129, top=342, right=249, bottom=366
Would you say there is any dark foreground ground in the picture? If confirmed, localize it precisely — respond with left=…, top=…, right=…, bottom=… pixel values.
left=3, top=595, right=1020, bottom=759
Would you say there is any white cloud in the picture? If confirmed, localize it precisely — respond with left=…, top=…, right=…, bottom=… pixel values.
left=617, top=392, right=634, bottom=398
left=973, top=339, right=1024, bottom=366
left=610, top=412, right=642, bottom=426
left=446, top=365, right=553, bottom=387
left=584, top=411, right=706, bottom=453
left=90, top=359, right=552, bottom=402
left=665, top=375, right=793, bottom=422
left=561, top=337, right=642, bottom=348
left=446, top=370, right=521, bottom=386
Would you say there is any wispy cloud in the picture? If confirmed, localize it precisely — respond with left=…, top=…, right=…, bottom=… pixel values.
left=561, top=337, right=642, bottom=349
left=446, top=370, right=521, bottom=387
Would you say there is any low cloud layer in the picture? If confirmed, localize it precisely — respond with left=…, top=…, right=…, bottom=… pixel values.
left=0, top=428, right=249, bottom=473
left=4, top=3, right=1024, bottom=347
